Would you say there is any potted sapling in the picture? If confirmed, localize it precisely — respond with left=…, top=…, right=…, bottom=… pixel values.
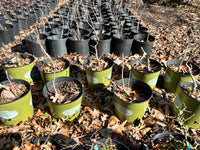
left=172, top=63, right=200, bottom=129
left=113, top=56, right=153, bottom=122
left=84, top=22, right=113, bottom=89
left=130, top=47, right=161, bottom=89
left=163, top=46, right=200, bottom=93
left=1, top=53, right=35, bottom=84
left=0, top=77, right=34, bottom=125
left=111, top=19, right=134, bottom=56
left=35, top=31, right=82, bottom=121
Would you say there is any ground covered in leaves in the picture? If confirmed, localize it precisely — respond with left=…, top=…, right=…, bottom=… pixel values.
left=0, top=0, right=200, bottom=149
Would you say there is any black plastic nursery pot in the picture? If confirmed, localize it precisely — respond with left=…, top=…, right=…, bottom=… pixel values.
left=111, top=34, right=134, bottom=56
left=84, top=56, right=113, bottom=89
left=23, top=34, right=47, bottom=57
left=17, top=17, right=30, bottom=30
left=43, top=77, right=83, bottom=120
left=28, top=137, right=62, bottom=149
left=68, top=36, right=90, bottom=56
left=172, top=82, right=200, bottom=129
left=0, top=23, right=14, bottom=45
left=144, top=131, right=198, bottom=150
left=114, top=78, right=152, bottom=122
left=131, top=58, right=161, bottom=89
left=133, top=33, right=155, bottom=55
left=38, top=57, right=70, bottom=84
left=5, top=20, right=19, bottom=37
left=90, top=34, right=112, bottom=57
left=163, top=59, right=200, bottom=93
left=0, top=79, right=33, bottom=126
left=46, top=35, right=68, bottom=57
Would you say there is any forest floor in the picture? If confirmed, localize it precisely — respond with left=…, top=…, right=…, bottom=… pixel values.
left=0, top=0, right=200, bottom=149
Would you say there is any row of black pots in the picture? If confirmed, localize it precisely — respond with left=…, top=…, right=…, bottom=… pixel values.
left=23, top=32, right=155, bottom=57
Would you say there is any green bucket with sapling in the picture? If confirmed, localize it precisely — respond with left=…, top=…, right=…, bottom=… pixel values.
left=1, top=54, right=35, bottom=84
left=43, top=77, right=83, bottom=121
left=172, top=81, right=200, bottom=129
left=38, top=57, right=70, bottom=84
left=0, top=79, right=34, bottom=125
left=84, top=56, right=113, bottom=89
left=131, top=58, right=161, bottom=89
left=114, top=78, right=152, bottom=122
left=163, top=60, right=200, bottom=93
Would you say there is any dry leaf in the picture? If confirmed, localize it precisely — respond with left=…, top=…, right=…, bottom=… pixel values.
left=108, top=115, right=120, bottom=127
left=151, top=108, right=165, bottom=121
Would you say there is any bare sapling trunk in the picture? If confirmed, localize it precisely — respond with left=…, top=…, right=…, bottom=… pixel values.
left=140, top=47, right=151, bottom=72
left=178, top=44, right=189, bottom=72
left=33, top=31, right=59, bottom=102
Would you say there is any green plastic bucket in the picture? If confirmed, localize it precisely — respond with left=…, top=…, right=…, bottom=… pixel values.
left=0, top=79, right=33, bottom=125
left=2, top=54, right=35, bottom=84
left=163, top=60, right=200, bottom=93
left=43, top=77, right=83, bottom=120
left=131, top=58, right=161, bottom=89
left=38, top=57, right=70, bottom=84
left=172, top=82, right=200, bottom=129
left=114, top=78, right=152, bottom=122
left=84, top=57, right=113, bottom=89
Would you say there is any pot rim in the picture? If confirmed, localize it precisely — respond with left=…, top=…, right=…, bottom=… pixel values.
left=1, top=53, right=35, bottom=69
left=166, top=59, right=200, bottom=77
left=131, top=58, right=162, bottom=75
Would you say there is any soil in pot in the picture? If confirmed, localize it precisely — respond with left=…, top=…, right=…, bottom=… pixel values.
left=1, top=54, right=35, bottom=83
left=0, top=79, right=33, bottom=125
left=47, top=80, right=81, bottom=104
left=40, top=59, right=66, bottom=73
left=131, top=58, right=161, bottom=89
left=0, top=82, right=28, bottom=104
left=84, top=57, right=113, bottom=89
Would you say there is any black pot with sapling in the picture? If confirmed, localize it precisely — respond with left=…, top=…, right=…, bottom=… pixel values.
left=111, top=34, right=134, bottom=56
left=90, top=34, right=112, bottom=57
left=0, top=23, right=14, bottom=45
left=132, top=33, right=155, bottom=55
left=23, top=34, right=47, bottom=57
left=46, top=35, right=68, bottom=57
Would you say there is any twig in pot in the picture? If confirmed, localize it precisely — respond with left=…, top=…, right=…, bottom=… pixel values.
left=178, top=44, right=189, bottom=72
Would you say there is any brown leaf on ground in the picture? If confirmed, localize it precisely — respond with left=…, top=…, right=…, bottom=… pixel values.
left=151, top=108, right=165, bottom=121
